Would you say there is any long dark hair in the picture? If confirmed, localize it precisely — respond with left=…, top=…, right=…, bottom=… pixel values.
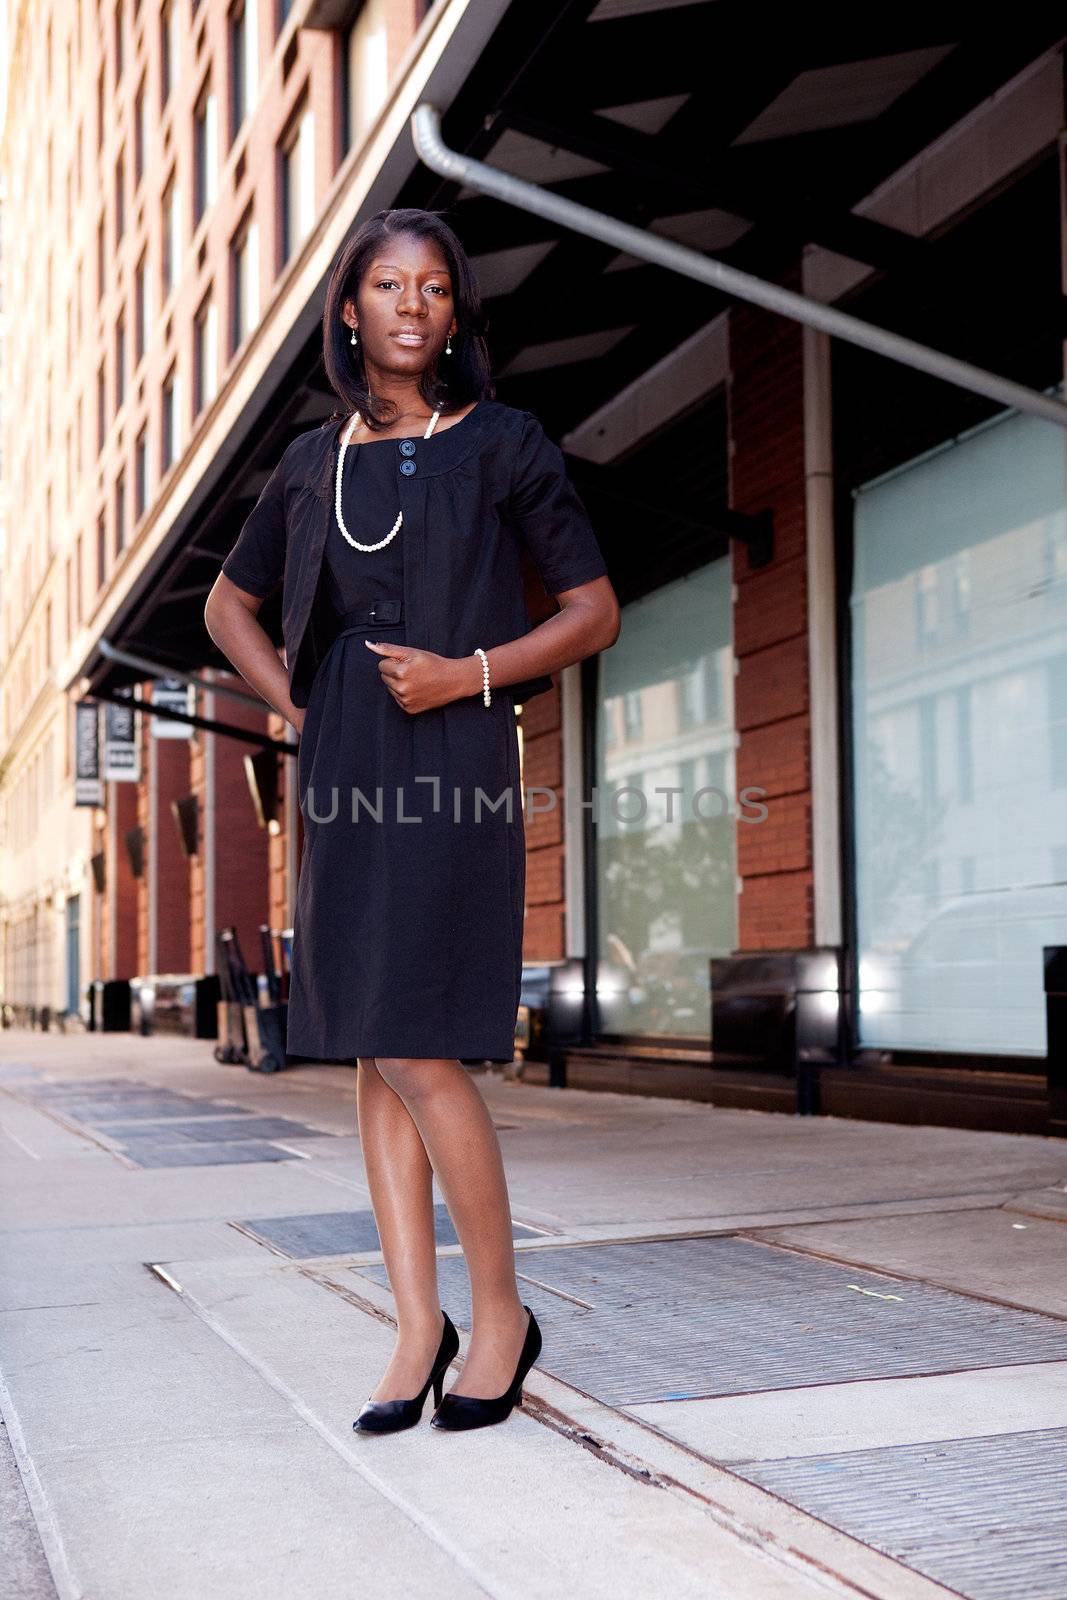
left=321, top=207, right=494, bottom=433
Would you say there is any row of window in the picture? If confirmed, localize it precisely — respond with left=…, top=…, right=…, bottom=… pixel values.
left=2, top=4, right=379, bottom=752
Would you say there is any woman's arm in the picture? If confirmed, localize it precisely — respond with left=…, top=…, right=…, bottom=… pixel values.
left=204, top=574, right=306, bottom=734
left=368, top=408, right=623, bottom=714
left=365, top=574, right=619, bottom=713
left=444, top=574, right=620, bottom=701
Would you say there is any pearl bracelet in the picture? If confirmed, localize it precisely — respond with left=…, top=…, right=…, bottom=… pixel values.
left=473, top=647, right=491, bottom=706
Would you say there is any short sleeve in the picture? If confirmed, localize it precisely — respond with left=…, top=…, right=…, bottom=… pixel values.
left=508, top=411, right=609, bottom=595
left=221, top=448, right=291, bottom=598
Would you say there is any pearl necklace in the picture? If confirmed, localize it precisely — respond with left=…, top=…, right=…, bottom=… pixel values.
left=334, top=407, right=442, bottom=551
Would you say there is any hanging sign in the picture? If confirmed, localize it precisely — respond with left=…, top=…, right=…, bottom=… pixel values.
left=74, top=701, right=103, bottom=806
left=151, top=676, right=195, bottom=738
left=103, top=702, right=141, bottom=780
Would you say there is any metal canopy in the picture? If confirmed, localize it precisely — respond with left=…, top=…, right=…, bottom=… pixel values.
left=411, top=100, right=1067, bottom=430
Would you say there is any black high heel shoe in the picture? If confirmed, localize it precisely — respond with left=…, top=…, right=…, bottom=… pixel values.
left=352, top=1311, right=460, bottom=1434
left=430, top=1305, right=542, bottom=1431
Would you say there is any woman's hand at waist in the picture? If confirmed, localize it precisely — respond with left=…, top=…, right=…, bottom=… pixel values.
left=364, top=641, right=483, bottom=714
left=365, top=577, right=620, bottom=712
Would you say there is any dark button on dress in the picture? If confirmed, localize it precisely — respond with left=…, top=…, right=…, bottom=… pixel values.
left=285, top=430, right=526, bottom=1063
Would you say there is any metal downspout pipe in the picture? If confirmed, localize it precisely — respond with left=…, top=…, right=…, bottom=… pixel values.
left=410, top=103, right=1067, bottom=428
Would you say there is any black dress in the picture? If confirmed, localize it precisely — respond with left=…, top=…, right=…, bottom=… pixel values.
left=285, top=435, right=527, bottom=1062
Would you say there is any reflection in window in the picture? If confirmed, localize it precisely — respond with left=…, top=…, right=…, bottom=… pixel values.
left=852, top=396, right=1067, bottom=1055
left=622, top=689, right=642, bottom=742
left=594, top=561, right=736, bottom=1041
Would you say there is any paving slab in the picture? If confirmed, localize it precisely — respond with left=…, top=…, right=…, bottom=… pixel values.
left=623, top=1360, right=1067, bottom=1461
left=15, top=1422, right=482, bottom=1600
left=750, top=1209, right=1067, bottom=1317
left=1005, top=1185, right=1067, bottom=1223
left=0, top=1414, right=58, bottom=1600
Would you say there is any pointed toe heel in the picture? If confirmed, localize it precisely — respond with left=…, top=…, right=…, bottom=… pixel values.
left=430, top=1305, right=542, bottom=1432
left=352, top=1310, right=460, bottom=1435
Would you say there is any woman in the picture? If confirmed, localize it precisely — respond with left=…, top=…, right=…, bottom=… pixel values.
left=204, top=207, right=620, bottom=1434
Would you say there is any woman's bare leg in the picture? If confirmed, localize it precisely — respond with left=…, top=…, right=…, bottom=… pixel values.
left=355, top=1057, right=446, bottom=1401
left=373, top=1057, right=528, bottom=1398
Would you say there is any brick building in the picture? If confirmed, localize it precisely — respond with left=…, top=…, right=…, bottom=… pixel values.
left=3, top=1, right=1066, bottom=1132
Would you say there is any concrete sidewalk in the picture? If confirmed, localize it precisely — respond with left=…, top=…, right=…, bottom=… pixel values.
left=2, top=1032, right=1066, bottom=1600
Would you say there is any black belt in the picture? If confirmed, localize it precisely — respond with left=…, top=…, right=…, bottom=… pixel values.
left=336, top=598, right=403, bottom=629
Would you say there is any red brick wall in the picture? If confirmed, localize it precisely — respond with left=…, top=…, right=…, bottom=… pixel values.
left=111, top=778, right=139, bottom=978
left=728, top=274, right=814, bottom=950
left=518, top=558, right=569, bottom=961
left=153, top=729, right=192, bottom=974
left=188, top=729, right=207, bottom=972
left=266, top=713, right=294, bottom=938
left=210, top=679, right=272, bottom=967
left=520, top=677, right=566, bottom=959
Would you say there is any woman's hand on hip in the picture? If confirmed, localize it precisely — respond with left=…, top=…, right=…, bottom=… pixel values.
left=364, top=640, right=481, bottom=713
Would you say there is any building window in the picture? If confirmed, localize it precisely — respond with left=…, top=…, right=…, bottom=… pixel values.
left=194, top=81, right=218, bottom=222
left=594, top=561, right=736, bottom=1040
left=161, top=3, right=179, bottom=107
left=114, top=1, right=124, bottom=85
left=230, top=213, right=259, bottom=351
left=279, top=100, right=314, bottom=268
left=115, top=311, right=126, bottom=409
left=135, top=250, right=147, bottom=364
left=97, top=212, right=106, bottom=303
left=135, top=427, right=148, bottom=519
left=622, top=689, right=642, bottom=742
left=341, top=8, right=389, bottom=153
left=115, top=469, right=127, bottom=555
left=134, top=77, right=146, bottom=185
left=678, top=654, right=723, bottom=729
left=97, top=64, right=105, bottom=151
left=161, top=366, right=181, bottom=473
left=162, top=173, right=181, bottom=299
left=229, top=0, right=258, bottom=143
left=194, top=294, right=218, bottom=414
left=97, top=511, right=107, bottom=588
left=97, top=362, right=107, bottom=452
left=851, top=397, right=1067, bottom=1057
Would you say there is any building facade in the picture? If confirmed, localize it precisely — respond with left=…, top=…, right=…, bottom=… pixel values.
left=2, top=0, right=1066, bottom=1134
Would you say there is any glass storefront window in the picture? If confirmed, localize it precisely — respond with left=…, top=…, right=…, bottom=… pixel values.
left=593, top=559, right=736, bottom=1039
left=852, top=392, right=1067, bottom=1056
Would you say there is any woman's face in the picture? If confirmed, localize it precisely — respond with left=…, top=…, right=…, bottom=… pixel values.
left=344, top=233, right=458, bottom=377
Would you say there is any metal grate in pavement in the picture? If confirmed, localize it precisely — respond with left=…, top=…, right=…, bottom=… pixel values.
left=93, top=1115, right=331, bottom=1141
left=19, top=1081, right=250, bottom=1119
left=15, top=1080, right=332, bottom=1167
left=240, top=1205, right=544, bottom=1259
left=117, top=1141, right=299, bottom=1167
left=356, top=1235, right=1067, bottom=1405
left=733, top=1427, right=1067, bottom=1600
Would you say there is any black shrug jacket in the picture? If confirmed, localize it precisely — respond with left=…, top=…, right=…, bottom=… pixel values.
left=220, top=399, right=609, bottom=712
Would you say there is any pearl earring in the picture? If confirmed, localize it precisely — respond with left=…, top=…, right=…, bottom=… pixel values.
left=445, top=334, right=452, bottom=356
left=350, top=326, right=359, bottom=346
